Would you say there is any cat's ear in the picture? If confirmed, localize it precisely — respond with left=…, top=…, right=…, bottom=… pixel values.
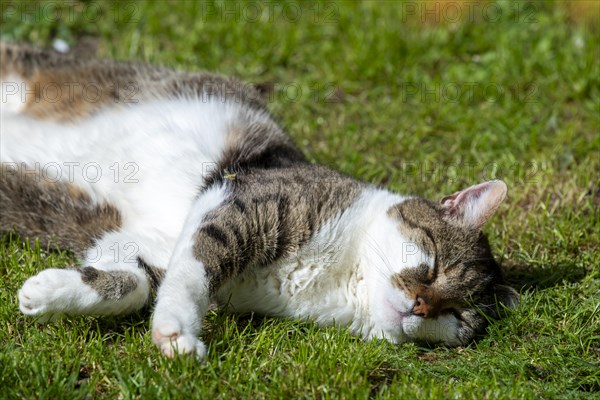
left=440, top=180, right=507, bottom=230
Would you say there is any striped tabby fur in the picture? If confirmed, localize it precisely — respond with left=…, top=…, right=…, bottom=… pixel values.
left=0, top=42, right=518, bottom=359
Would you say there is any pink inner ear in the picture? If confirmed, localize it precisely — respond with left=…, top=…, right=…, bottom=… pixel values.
left=440, top=180, right=507, bottom=229
left=440, top=193, right=460, bottom=216
left=441, top=183, right=489, bottom=209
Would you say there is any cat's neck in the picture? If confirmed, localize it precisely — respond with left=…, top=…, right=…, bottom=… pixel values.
left=317, top=186, right=406, bottom=269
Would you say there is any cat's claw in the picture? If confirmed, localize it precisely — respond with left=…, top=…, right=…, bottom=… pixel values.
left=151, top=318, right=206, bottom=360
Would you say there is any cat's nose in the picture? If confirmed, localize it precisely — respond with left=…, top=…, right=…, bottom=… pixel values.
left=412, top=295, right=436, bottom=318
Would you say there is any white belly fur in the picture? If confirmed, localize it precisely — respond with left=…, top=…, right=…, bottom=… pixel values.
left=1, top=98, right=238, bottom=239
left=216, top=213, right=367, bottom=329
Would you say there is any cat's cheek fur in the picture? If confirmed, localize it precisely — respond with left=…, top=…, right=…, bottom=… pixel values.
left=359, top=195, right=431, bottom=341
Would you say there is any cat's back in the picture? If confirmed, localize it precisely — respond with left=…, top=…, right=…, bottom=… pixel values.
left=0, top=41, right=289, bottom=151
left=0, top=41, right=267, bottom=120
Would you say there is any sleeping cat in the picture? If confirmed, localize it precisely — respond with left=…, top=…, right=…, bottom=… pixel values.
left=0, top=42, right=518, bottom=359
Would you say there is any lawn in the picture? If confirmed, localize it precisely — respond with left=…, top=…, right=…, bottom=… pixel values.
left=1, top=0, right=599, bottom=398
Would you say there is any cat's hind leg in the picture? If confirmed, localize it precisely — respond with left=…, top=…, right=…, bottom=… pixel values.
left=2, top=166, right=157, bottom=318
left=18, top=230, right=166, bottom=319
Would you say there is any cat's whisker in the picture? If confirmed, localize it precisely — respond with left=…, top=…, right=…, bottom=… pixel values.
left=362, top=232, right=397, bottom=276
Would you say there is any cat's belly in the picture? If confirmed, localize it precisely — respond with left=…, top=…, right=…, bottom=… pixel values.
left=216, top=254, right=362, bottom=328
left=1, top=98, right=236, bottom=237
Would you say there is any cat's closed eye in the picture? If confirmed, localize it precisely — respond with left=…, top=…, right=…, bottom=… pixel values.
left=415, top=263, right=432, bottom=283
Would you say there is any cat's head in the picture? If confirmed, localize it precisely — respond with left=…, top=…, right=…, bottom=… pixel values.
left=366, top=180, right=518, bottom=346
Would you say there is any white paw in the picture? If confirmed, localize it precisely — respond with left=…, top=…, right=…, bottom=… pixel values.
left=18, top=268, right=87, bottom=317
left=151, top=315, right=206, bottom=360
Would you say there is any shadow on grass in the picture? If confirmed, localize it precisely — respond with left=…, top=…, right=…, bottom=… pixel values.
left=503, top=262, right=587, bottom=292
left=83, top=310, right=152, bottom=338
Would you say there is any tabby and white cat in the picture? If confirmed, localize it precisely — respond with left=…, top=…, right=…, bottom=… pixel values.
left=0, top=42, right=518, bottom=359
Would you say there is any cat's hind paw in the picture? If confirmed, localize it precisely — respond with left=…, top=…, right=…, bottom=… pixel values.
left=18, top=268, right=91, bottom=318
left=151, top=318, right=206, bottom=360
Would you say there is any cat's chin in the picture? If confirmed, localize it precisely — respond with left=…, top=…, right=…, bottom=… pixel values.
left=377, top=293, right=464, bottom=346
left=363, top=298, right=413, bottom=342
left=384, top=299, right=412, bottom=324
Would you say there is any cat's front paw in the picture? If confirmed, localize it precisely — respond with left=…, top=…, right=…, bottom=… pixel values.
left=18, top=268, right=91, bottom=318
left=151, top=315, right=206, bottom=360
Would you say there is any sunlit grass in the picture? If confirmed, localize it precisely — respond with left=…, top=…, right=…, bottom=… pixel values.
left=1, top=1, right=599, bottom=398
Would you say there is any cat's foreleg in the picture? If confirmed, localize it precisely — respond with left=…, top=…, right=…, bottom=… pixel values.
left=18, top=230, right=162, bottom=319
left=150, top=186, right=228, bottom=360
left=152, top=183, right=305, bottom=360
left=150, top=240, right=211, bottom=359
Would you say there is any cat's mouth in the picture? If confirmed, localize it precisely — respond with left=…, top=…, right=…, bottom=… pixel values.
left=384, top=299, right=412, bottom=323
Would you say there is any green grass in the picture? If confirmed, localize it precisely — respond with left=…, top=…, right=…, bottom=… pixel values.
left=1, top=0, right=599, bottom=398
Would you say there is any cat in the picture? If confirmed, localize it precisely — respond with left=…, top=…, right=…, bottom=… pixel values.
left=0, top=42, right=518, bottom=360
